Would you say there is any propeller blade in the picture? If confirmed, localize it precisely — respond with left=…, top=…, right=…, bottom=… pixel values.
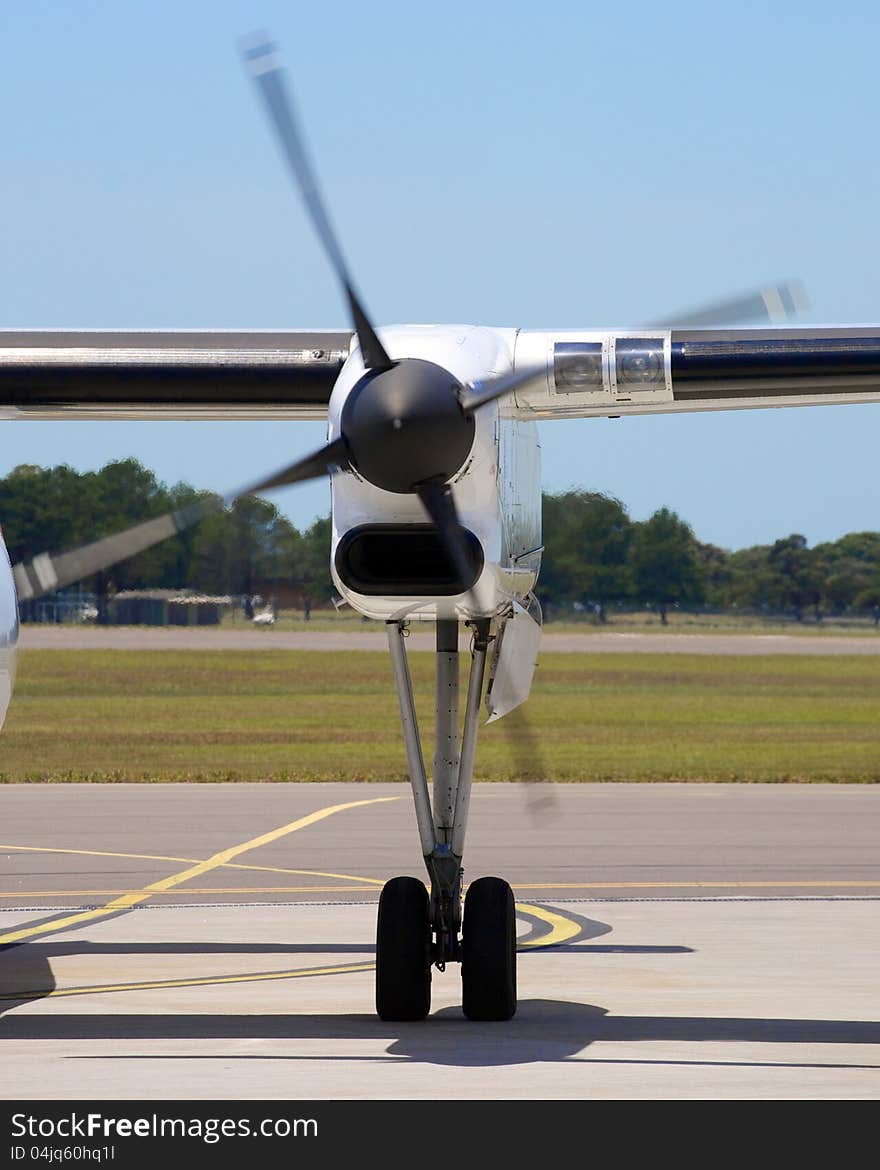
left=11, top=497, right=221, bottom=602
left=650, top=279, right=808, bottom=328
left=11, top=438, right=350, bottom=602
left=240, top=35, right=392, bottom=371
left=415, top=481, right=480, bottom=601
left=457, top=364, right=546, bottom=414
left=240, top=435, right=349, bottom=495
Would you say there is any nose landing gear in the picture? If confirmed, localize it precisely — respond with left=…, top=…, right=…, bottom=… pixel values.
left=378, top=619, right=517, bottom=1022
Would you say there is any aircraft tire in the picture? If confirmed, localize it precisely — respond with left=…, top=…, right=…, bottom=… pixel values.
left=461, top=875, right=517, bottom=1020
left=375, top=876, right=432, bottom=1021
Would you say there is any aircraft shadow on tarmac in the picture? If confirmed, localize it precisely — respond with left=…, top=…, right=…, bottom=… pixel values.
left=0, top=1002, right=879, bottom=1071
left=2, top=937, right=880, bottom=1070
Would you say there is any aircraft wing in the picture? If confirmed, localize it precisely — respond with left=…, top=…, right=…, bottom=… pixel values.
left=512, top=325, right=880, bottom=419
left=0, top=330, right=351, bottom=420
left=6, top=324, right=880, bottom=424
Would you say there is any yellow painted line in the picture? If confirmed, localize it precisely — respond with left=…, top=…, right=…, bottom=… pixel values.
left=0, top=886, right=382, bottom=897
left=3, top=839, right=876, bottom=903
left=3, top=908, right=588, bottom=998
left=515, top=902, right=582, bottom=948
left=0, top=962, right=376, bottom=1001
left=224, top=863, right=385, bottom=885
left=0, top=845, right=386, bottom=885
left=0, top=797, right=398, bottom=945
left=0, top=902, right=588, bottom=1001
left=0, top=844, right=196, bottom=865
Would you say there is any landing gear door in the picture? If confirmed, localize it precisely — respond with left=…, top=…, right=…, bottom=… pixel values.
left=485, top=598, right=542, bottom=723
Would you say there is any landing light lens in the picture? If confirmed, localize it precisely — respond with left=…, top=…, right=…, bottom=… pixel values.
left=554, top=342, right=603, bottom=392
left=616, top=338, right=664, bottom=386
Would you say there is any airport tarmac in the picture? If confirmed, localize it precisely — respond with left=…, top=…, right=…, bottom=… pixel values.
left=1, top=783, right=878, bottom=1099
left=18, top=625, right=880, bottom=654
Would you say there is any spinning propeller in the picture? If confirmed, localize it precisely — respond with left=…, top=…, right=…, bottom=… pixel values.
left=236, top=35, right=547, bottom=603
left=14, top=35, right=543, bottom=607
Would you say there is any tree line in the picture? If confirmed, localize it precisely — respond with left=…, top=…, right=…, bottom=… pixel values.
left=0, top=460, right=331, bottom=610
left=540, top=490, right=880, bottom=623
left=2, top=460, right=880, bottom=623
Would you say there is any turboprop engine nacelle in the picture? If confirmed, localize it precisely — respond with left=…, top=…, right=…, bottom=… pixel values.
left=327, top=325, right=543, bottom=622
left=0, top=532, right=19, bottom=730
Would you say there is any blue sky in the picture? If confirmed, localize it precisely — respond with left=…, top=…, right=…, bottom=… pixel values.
left=2, top=0, right=879, bottom=551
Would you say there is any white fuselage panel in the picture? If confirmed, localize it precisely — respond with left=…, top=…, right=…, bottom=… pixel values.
left=329, top=325, right=542, bottom=622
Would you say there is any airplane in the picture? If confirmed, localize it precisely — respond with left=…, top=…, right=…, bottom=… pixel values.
left=2, top=34, right=880, bottom=1023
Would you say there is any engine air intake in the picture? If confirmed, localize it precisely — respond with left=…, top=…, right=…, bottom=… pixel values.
left=335, top=524, right=484, bottom=596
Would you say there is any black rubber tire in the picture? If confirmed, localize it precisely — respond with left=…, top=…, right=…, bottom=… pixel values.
left=375, top=876, right=432, bottom=1021
left=461, top=876, right=517, bottom=1021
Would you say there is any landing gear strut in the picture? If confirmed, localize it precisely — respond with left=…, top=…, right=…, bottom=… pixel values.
left=377, top=618, right=517, bottom=1021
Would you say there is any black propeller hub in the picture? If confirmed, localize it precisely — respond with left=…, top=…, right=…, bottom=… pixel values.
left=340, top=358, right=475, bottom=494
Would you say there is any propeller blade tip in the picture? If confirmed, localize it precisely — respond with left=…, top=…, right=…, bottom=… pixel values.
left=238, top=31, right=280, bottom=75
left=762, top=279, right=810, bottom=322
left=788, top=278, right=810, bottom=314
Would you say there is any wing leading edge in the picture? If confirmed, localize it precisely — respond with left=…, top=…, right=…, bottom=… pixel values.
left=0, top=330, right=351, bottom=420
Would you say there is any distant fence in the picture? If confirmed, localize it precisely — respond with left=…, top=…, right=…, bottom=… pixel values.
left=17, top=597, right=94, bottom=624
left=19, top=590, right=229, bottom=626
left=107, top=597, right=224, bottom=626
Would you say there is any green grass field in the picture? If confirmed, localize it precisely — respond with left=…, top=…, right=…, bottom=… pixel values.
left=2, top=648, right=879, bottom=783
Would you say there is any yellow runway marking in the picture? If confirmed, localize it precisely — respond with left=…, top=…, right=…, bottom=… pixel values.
left=0, top=887, right=382, bottom=897
left=516, top=902, right=582, bottom=947
left=12, top=844, right=873, bottom=893
left=0, top=797, right=398, bottom=945
left=0, top=844, right=386, bottom=886
left=0, top=904, right=583, bottom=1002
left=1, top=844, right=195, bottom=866
left=224, top=864, right=385, bottom=885
left=0, top=963, right=377, bottom=1001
